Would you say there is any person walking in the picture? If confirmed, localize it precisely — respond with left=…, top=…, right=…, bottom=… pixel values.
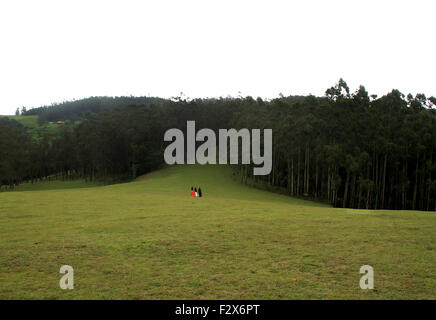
left=190, top=187, right=195, bottom=197
left=194, top=187, right=198, bottom=197
left=198, top=187, right=202, bottom=197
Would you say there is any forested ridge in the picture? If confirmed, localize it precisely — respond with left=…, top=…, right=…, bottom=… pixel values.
left=1, top=79, right=435, bottom=211
left=23, top=96, right=166, bottom=123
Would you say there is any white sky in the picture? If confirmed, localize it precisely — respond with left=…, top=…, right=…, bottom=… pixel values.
left=0, top=0, right=435, bottom=114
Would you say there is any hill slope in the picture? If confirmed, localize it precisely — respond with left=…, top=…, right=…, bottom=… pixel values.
left=0, top=165, right=434, bottom=299
left=0, top=115, right=39, bottom=128
left=0, top=115, right=59, bottom=139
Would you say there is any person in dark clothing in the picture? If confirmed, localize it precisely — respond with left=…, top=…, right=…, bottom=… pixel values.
left=198, top=187, right=202, bottom=197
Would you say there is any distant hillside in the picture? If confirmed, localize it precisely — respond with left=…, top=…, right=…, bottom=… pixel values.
left=0, top=116, right=25, bottom=130
left=0, top=115, right=38, bottom=128
left=24, top=96, right=167, bottom=123
left=0, top=115, right=60, bottom=139
left=21, top=95, right=309, bottom=125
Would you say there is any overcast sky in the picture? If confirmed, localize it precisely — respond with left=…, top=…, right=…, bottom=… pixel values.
left=0, top=0, right=434, bottom=114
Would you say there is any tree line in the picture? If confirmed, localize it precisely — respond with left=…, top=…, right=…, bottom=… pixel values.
left=231, top=80, right=436, bottom=211
left=0, top=80, right=435, bottom=210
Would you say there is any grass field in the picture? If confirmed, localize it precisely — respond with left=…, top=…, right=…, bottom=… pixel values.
left=0, top=165, right=434, bottom=299
left=0, top=115, right=60, bottom=138
left=1, top=115, right=39, bottom=128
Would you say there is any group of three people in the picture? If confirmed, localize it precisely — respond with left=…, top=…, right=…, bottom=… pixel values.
left=191, top=186, right=202, bottom=197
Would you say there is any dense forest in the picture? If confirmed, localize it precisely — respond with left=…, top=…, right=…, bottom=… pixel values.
left=1, top=79, right=435, bottom=211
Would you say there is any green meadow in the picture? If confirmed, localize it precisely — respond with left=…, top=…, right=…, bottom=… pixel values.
left=0, top=165, right=434, bottom=299
left=0, top=115, right=60, bottom=139
left=0, top=115, right=39, bottom=127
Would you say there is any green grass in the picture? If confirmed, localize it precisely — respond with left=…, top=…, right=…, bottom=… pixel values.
left=0, top=165, right=434, bottom=299
left=1, top=115, right=39, bottom=128
left=0, top=115, right=62, bottom=139
left=28, top=123, right=60, bottom=139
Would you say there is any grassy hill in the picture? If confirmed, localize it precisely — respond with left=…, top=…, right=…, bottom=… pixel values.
left=1, top=115, right=39, bottom=127
left=0, top=165, right=434, bottom=299
left=0, top=115, right=61, bottom=139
